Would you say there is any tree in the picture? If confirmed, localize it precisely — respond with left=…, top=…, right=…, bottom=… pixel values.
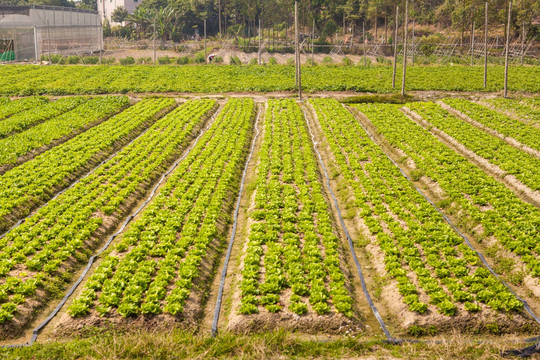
left=112, top=7, right=129, bottom=24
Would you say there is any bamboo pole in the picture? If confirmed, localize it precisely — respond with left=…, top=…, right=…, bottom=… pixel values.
left=363, top=21, right=366, bottom=66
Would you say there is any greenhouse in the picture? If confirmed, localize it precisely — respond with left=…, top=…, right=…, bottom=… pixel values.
left=0, top=5, right=101, bottom=62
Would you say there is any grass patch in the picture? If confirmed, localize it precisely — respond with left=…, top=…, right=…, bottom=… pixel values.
left=340, top=94, right=417, bottom=104
left=0, top=328, right=520, bottom=359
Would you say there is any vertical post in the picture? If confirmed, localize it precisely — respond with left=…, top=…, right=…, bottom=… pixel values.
left=218, top=0, right=222, bottom=40
left=392, top=6, right=399, bottom=89
left=33, top=25, right=38, bottom=62
left=411, top=20, right=415, bottom=66
left=312, top=18, right=315, bottom=63
left=401, top=0, right=408, bottom=96
left=520, top=22, right=525, bottom=66
left=471, top=20, right=475, bottom=65
left=484, top=1, right=488, bottom=87
left=258, top=19, right=262, bottom=65
left=504, top=0, right=511, bottom=98
left=363, top=21, right=366, bottom=66
left=295, top=1, right=302, bottom=100
left=204, top=19, right=207, bottom=64
left=98, top=16, right=103, bottom=64
left=46, top=20, right=51, bottom=65
left=153, top=15, right=156, bottom=66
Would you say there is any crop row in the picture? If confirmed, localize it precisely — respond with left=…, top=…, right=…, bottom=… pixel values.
left=442, top=99, right=540, bottom=152
left=0, top=96, right=130, bottom=167
left=0, top=96, right=162, bottom=233
left=356, top=103, right=540, bottom=282
left=68, top=98, right=253, bottom=319
left=237, top=99, right=353, bottom=318
left=310, top=99, right=523, bottom=317
left=483, top=98, right=540, bottom=126
left=0, top=99, right=216, bottom=326
left=0, top=97, right=48, bottom=120
left=0, top=65, right=539, bottom=95
left=0, top=97, right=86, bottom=139
left=408, top=102, right=540, bottom=191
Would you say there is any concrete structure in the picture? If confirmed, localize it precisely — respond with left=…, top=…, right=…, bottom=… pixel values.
left=0, top=5, right=101, bottom=62
left=98, top=0, right=140, bottom=23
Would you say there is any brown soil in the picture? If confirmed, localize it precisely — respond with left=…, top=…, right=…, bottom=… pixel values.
left=344, top=105, right=540, bottom=335
left=48, top=100, right=251, bottom=338
left=0, top=101, right=214, bottom=342
left=437, top=101, right=540, bottom=159
left=199, top=101, right=264, bottom=335
left=226, top=101, right=365, bottom=336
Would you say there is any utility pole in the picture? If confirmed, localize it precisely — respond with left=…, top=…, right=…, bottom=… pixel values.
left=504, top=0, right=511, bottom=98
left=295, top=1, right=302, bottom=100
left=204, top=19, right=207, bottom=64
left=363, top=21, right=366, bottom=66
left=392, top=6, right=399, bottom=89
left=484, top=1, right=488, bottom=88
left=401, top=0, right=408, bottom=96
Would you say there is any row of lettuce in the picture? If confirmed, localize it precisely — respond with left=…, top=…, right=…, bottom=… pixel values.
left=0, top=65, right=538, bottom=95
left=0, top=94, right=538, bottom=334
left=68, top=98, right=253, bottom=318
left=238, top=99, right=354, bottom=318
left=0, top=98, right=215, bottom=325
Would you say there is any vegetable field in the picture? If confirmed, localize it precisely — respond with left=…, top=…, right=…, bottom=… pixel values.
left=0, top=90, right=539, bottom=352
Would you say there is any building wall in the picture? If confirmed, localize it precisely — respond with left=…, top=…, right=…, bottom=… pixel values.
left=98, top=0, right=140, bottom=24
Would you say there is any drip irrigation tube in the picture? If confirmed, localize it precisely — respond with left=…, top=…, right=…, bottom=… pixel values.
left=303, top=106, right=396, bottom=343
left=350, top=105, right=540, bottom=327
left=303, top=103, right=540, bottom=355
left=0, top=103, right=224, bottom=349
left=211, top=103, right=262, bottom=338
left=0, top=118, right=156, bottom=241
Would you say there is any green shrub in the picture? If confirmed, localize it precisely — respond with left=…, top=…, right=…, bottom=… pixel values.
left=176, top=56, right=190, bottom=65
left=194, top=52, right=206, bottom=64
left=229, top=55, right=242, bottom=65
left=322, top=56, right=333, bottom=64
left=342, top=56, right=352, bottom=66
left=119, top=56, right=135, bottom=65
left=268, top=57, right=277, bottom=65
left=305, top=58, right=317, bottom=66
left=158, top=55, right=171, bottom=64
left=136, top=57, right=152, bottom=64
left=286, top=57, right=295, bottom=65
left=82, top=56, right=99, bottom=64
left=102, top=57, right=116, bottom=64
left=67, top=56, right=80, bottom=64
left=212, top=55, right=223, bottom=64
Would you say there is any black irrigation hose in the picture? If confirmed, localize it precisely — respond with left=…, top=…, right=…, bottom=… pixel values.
left=211, top=104, right=262, bottom=338
left=304, top=106, right=396, bottom=343
left=304, top=103, right=540, bottom=354
left=0, top=120, right=155, bottom=241
left=0, top=103, right=224, bottom=349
